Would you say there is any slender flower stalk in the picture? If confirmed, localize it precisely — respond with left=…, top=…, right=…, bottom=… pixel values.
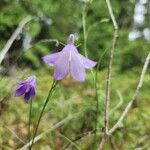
left=82, top=5, right=88, bottom=57
left=14, top=76, right=36, bottom=148
left=82, top=4, right=99, bottom=137
left=82, top=3, right=99, bottom=136
left=94, top=49, right=108, bottom=133
left=30, top=80, right=57, bottom=149
left=99, top=0, right=118, bottom=149
left=28, top=99, right=32, bottom=149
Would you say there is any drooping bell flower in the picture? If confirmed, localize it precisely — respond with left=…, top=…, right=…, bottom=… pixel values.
left=42, top=34, right=97, bottom=82
left=15, top=76, right=36, bottom=102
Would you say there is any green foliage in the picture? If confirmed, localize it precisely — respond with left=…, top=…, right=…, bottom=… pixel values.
left=0, top=0, right=150, bottom=149
left=23, top=50, right=41, bottom=69
left=0, top=0, right=149, bottom=71
left=0, top=68, right=150, bottom=149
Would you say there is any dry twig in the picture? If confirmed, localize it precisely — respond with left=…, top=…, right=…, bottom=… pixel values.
left=0, top=16, right=32, bottom=64
left=6, top=127, right=26, bottom=144
left=20, top=112, right=80, bottom=150
left=108, top=53, right=150, bottom=135
left=98, top=0, right=118, bottom=149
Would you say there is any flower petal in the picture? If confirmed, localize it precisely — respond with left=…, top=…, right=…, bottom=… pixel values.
left=79, top=54, right=97, bottom=69
left=16, top=76, right=35, bottom=85
left=30, top=87, right=36, bottom=98
left=17, top=80, right=28, bottom=85
left=62, top=44, right=78, bottom=53
left=24, top=87, right=36, bottom=101
left=24, top=92, right=31, bottom=101
left=42, top=52, right=61, bottom=65
left=54, top=52, right=69, bottom=80
left=15, top=85, right=27, bottom=97
left=29, top=76, right=36, bottom=87
left=70, top=53, right=86, bottom=82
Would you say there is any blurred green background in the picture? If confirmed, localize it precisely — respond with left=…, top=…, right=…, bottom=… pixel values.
left=0, top=0, right=150, bottom=149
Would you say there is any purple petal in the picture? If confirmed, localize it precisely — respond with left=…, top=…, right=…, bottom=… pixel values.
left=42, top=52, right=61, bottom=65
left=29, top=87, right=36, bottom=98
left=70, top=53, right=86, bottom=82
left=24, top=87, right=36, bottom=101
left=29, top=76, right=36, bottom=87
left=15, top=85, right=27, bottom=97
left=17, top=80, right=29, bottom=85
left=62, top=44, right=78, bottom=53
left=16, top=76, right=36, bottom=85
left=54, top=52, right=69, bottom=80
left=24, top=92, right=31, bottom=101
left=79, top=54, right=97, bottom=69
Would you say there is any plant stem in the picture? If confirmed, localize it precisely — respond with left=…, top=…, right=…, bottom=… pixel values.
left=82, top=5, right=88, bottom=57
left=30, top=80, right=57, bottom=149
left=104, top=29, right=118, bottom=134
left=108, top=53, right=150, bottom=135
left=99, top=0, right=118, bottom=149
left=28, top=98, right=32, bottom=149
left=94, top=49, right=108, bottom=133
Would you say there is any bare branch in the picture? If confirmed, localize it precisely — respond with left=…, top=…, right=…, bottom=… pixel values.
left=104, top=0, right=119, bottom=135
left=104, top=29, right=118, bottom=134
left=0, top=16, right=32, bottom=64
left=135, top=134, right=150, bottom=148
left=109, top=53, right=150, bottom=135
left=98, top=137, right=106, bottom=150
left=105, top=0, right=118, bottom=30
left=57, top=132, right=81, bottom=150
left=98, top=0, right=118, bottom=149
left=6, top=127, right=26, bottom=144
left=63, top=129, right=102, bottom=150
left=20, top=112, right=80, bottom=150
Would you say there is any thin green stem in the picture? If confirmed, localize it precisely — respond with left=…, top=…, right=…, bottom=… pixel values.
left=94, top=49, right=108, bottom=133
left=82, top=5, right=88, bottom=57
left=30, top=80, right=57, bottom=149
left=28, top=98, right=32, bottom=149
left=87, top=18, right=109, bottom=38
left=94, top=82, right=99, bottom=134
left=95, top=49, right=108, bottom=84
left=82, top=2, right=101, bottom=135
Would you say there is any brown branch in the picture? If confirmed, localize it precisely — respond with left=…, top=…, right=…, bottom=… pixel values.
left=62, top=129, right=103, bottom=150
left=105, top=0, right=118, bottom=30
left=104, top=29, right=118, bottom=134
left=98, top=0, right=118, bottom=149
left=0, top=16, right=32, bottom=64
left=108, top=53, right=150, bottom=135
left=104, top=0, right=118, bottom=134
left=20, top=113, right=80, bottom=150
